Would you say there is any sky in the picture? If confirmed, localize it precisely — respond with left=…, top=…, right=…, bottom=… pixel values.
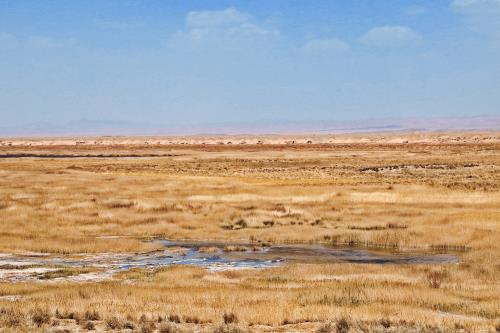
left=0, top=0, right=499, bottom=129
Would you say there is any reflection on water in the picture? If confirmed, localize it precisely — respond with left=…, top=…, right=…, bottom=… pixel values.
left=160, top=240, right=459, bottom=266
left=0, top=239, right=459, bottom=282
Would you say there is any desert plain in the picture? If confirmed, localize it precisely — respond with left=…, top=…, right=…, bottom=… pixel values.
left=0, top=131, right=499, bottom=332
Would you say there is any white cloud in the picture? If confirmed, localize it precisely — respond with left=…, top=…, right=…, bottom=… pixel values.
left=361, top=26, right=422, bottom=46
left=228, top=23, right=277, bottom=37
left=301, top=38, right=350, bottom=55
left=186, top=8, right=250, bottom=28
left=174, top=7, right=279, bottom=43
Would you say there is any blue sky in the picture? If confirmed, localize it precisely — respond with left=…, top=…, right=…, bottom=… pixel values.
left=0, top=0, right=499, bottom=127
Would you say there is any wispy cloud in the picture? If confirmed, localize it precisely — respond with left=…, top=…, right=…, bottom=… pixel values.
left=361, top=26, right=422, bottom=46
left=451, top=0, right=500, bottom=8
left=173, top=7, right=279, bottom=43
left=451, top=0, right=500, bottom=37
left=300, top=38, right=349, bottom=55
left=26, top=36, right=76, bottom=48
left=186, top=8, right=250, bottom=28
left=94, top=19, right=142, bottom=30
left=0, top=32, right=76, bottom=50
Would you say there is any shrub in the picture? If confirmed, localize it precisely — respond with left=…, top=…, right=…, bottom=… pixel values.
left=31, top=308, right=51, bottom=327
left=233, top=219, right=247, bottom=229
left=55, top=309, right=82, bottom=322
left=106, top=316, right=122, bottom=329
left=70, top=312, right=83, bottom=324
left=184, top=315, right=200, bottom=324
left=168, top=314, right=181, bottom=323
left=263, top=220, right=274, bottom=227
left=426, top=270, right=447, bottom=288
left=0, top=308, right=24, bottom=327
left=336, top=317, right=350, bottom=333
left=380, top=318, right=391, bottom=328
left=83, top=321, right=95, bottom=330
left=223, top=312, right=238, bottom=324
left=84, top=309, right=100, bottom=321
left=123, top=321, right=136, bottom=329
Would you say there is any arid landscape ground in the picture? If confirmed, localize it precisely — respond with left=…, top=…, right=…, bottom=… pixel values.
left=0, top=132, right=499, bottom=332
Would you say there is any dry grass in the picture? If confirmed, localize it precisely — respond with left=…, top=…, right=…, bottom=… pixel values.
left=0, top=133, right=499, bottom=332
left=0, top=264, right=498, bottom=331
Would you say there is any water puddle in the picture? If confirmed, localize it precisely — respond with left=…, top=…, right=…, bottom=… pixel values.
left=0, top=240, right=459, bottom=283
left=160, top=240, right=459, bottom=265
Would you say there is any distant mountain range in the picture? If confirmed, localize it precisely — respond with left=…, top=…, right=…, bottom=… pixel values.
left=1, top=115, right=499, bottom=137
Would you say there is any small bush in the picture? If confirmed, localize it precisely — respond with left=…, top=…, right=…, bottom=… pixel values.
left=168, top=314, right=181, bottom=323
left=426, top=270, right=447, bottom=288
left=336, top=317, right=350, bottom=333
left=0, top=308, right=24, bottom=327
left=233, top=219, right=247, bottom=229
left=263, top=220, right=274, bottom=227
left=83, top=321, right=95, bottom=330
left=123, top=321, right=136, bottom=329
left=223, top=312, right=238, bottom=324
left=184, top=315, right=200, bottom=324
left=380, top=318, right=391, bottom=328
left=71, top=312, right=83, bottom=324
left=84, top=309, right=100, bottom=321
left=55, top=309, right=82, bottom=322
left=106, top=316, right=122, bottom=330
left=31, top=308, right=51, bottom=327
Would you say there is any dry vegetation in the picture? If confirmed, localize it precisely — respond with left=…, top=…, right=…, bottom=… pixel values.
left=0, top=132, right=499, bottom=332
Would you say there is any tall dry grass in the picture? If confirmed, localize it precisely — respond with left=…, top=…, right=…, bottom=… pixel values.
left=0, top=138, right=499, bottom=331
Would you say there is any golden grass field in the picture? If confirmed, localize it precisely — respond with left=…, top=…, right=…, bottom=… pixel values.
left=0, top=132, right=499, bottom=332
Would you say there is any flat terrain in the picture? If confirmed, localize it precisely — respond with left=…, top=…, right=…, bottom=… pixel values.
left=0, top=132, right=499, bottom=332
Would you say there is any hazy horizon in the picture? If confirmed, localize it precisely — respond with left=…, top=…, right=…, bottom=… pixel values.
left=1, top=114, right=499, bottom=137
left=1, top=1, right=500, bottom=133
